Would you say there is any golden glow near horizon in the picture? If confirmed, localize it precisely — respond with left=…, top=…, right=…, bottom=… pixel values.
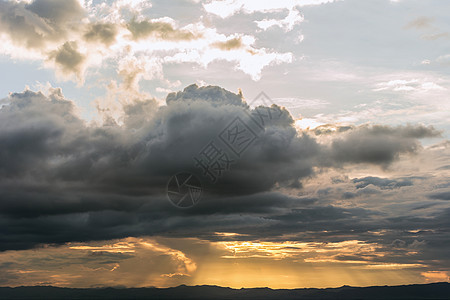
left=0, top=236, right=447, bottom=289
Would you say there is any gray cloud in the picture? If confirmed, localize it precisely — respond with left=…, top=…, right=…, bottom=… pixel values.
left=353, top=176, right=413, bottom=190
left=84, top=23, right=118, bottom=45
left=0, top=0, right=46, bottom=48
left=25, top=0, right=83, bottom=24
left=212, top=37, right=243, bottom=50
left=126, top=19, right=198, bottom=41
left=49, top=41, right=85, bottom=75
left=166, top=84, right=246, bottom=107
left=323, top=124, right=441, bottom=166
left=428, top=191, right=450, bottom=200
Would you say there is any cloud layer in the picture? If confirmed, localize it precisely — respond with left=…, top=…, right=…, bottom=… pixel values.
left=0, top=0, right=294, bottom=83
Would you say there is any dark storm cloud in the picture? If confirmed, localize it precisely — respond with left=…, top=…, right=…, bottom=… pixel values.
left=0, top=88, right=81, bottom=176
left=0, top=191, right=314, bottom=250
left=126, top=19, right=198, bottom=41
left=0, top=84, right=444, bottom=252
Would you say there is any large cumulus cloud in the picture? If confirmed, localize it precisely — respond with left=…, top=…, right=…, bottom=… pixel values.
left=0, top=84, right=446, bottom=253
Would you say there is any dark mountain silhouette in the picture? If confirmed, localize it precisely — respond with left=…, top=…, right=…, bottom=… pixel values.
left=0, top=282, right=449, bottom=299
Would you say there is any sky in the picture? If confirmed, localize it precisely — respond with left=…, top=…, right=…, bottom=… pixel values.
left=0, top=0, right=449, bottom=289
